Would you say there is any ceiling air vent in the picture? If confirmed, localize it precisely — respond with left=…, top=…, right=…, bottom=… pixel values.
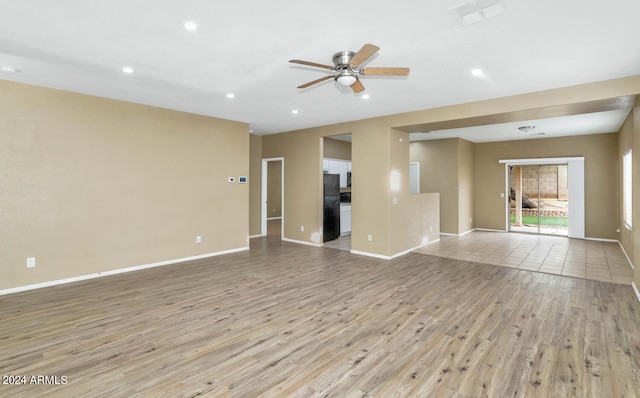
left=450, top=0, right=507, bottom=26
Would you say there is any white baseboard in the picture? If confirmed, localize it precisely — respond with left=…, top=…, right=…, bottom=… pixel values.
left=475, top=228, right=507, bottom=233
left=0, top=247, right=250, bottom=296
left=440, top=228, right=478, bottom=237
left=618, top=241, right=634, bottom=270
left=266, top=217, right=282, bottom=221
left=350, top=250, right=391, bottom=260
left=584, top=237, right=618, bottom=243
left=282, top=237, right=323, bottom=248
left=633, top=282, right=640, bottom=304
left=249, top=234, right=263, bottom=239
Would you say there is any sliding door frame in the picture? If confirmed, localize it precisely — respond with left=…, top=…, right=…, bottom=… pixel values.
left=500, top=157, right=585, bottom=239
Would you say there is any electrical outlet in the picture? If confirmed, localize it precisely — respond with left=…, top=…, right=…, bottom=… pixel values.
left=430, top=226, right=433, bottom=232
left=367, top=235, right=373, bottom=242
left=300, top=226, right=304, bottom=232
left=26, top=257, right=36, bottom=268
left=196, top=235, right=202, bottom=244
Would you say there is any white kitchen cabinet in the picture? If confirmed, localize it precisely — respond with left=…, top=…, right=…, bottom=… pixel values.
left=327, top=159, right=350, bottom=188
left=340, top=203, right=352, bottom=236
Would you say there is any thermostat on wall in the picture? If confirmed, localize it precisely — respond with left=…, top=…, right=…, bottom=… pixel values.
left=228, top=177, right=236, bottom=183
left=238, top=176, right=248, bottom=183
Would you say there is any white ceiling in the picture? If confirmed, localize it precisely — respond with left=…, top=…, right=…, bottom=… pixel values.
left=1, top=0, right=639, bottom=138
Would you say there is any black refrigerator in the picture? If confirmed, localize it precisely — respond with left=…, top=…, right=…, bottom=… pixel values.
left=323, top=173, right=341, bottom=242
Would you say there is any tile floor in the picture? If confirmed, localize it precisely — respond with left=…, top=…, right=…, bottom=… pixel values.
left=323, top=235, right=351, bottom=251
left=415, top=231, right=634, bottom=285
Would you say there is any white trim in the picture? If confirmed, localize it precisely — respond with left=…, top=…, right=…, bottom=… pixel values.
left=266, top=217, right=282, bottom=221
left=633, top=282, right=640, bottom=304
left=350, top=250, right=391, bottom=260
left=249, top=234, right=263, bottom=239
left=617, top=241, right=634, bottom=270
left=440, top=228, right=477, bottom=237
left=409, top=162, right=420, bottom=194
left=282, top=237, right=323, bottom=248
left=261, top=157, right=284, bottom=239
left=350, top=241, right=441, bottom=260
left=584, top=237, right=619, bottom=243
left=499, top=156, right=585, bottom=165
left=501, top=157, right=584, bottom=239
left=0, top=247, right=250, bottom=296
left=475, top=228, right=508, bottom=233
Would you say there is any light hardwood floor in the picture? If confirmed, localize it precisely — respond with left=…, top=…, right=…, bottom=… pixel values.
left=1, top=237, right=639, bottom=397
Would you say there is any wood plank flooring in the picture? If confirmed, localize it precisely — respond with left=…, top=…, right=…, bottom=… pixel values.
left=1, top=237, right=639, bottom=397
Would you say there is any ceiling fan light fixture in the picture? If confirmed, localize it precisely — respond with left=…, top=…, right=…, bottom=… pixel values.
left=336, top=74, right=357, bottom=86
left=336, top=68, right=357, bottom=86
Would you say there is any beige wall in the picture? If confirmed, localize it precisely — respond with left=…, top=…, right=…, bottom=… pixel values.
left=475, top=134, right=618, bottom=239
left=458, top=139, right=476, bottom=234
left=410, top=139, right=458, bottom=234
left=249, top=134, right=262, bottom=236
left=324, top=137, right=352, bottom=160
left=409, top=138, right=475, bottom=235
left=261, top=121, right=438, bottom=257
left=1, top=80, right=249, bottom=291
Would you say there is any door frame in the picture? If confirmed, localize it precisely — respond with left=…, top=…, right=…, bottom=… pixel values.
left=261, top=157, right=284, bottom=237
left=500, top=157, right=584, bottom=239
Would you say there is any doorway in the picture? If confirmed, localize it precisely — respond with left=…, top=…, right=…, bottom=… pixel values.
left=501, top=157, right=584, bottom=239
left=508, top=164, right=568, bottom=236
left=322, top=134, right=352, bottom=251
left=261, top=158, right=284, bottom=238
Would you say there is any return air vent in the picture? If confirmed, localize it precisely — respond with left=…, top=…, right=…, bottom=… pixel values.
left=450, top=0, right=507, bottom=26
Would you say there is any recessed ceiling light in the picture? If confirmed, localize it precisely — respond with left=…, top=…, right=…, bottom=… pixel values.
left=184, top=21, right=198, bottom=31
left=471, top=69, right=483, bottom=76
left=292, top=110, right=299, bottom=114
left=226, top=93, right=235, bottom=99
left=0, top=66, right=19, bottom=73
left=362, top=94, right=370, bottom=99
left=122, top=67, right=134, bottom=74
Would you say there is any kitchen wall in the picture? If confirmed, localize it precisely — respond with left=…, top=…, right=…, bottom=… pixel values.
left=0, top=80, right=249, bottom=292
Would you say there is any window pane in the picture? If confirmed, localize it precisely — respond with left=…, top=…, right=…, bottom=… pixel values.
left=623, top=150, right=632, bottom=229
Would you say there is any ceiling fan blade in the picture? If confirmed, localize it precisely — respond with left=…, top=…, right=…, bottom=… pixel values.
left=289, top=59, right=335, bottom=70
left=297, top=75, right=334, bottom=89
left=349, top=44, right=380, bottom=67
left=360, top=67, right=410, bottom=76
left=351, top=79, right=365, bottom=93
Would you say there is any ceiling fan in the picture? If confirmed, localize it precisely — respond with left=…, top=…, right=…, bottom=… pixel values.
left=289, top=44, right=410, bottom=93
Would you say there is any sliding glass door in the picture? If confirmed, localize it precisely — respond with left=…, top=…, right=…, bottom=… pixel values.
left=509, top=164, right=569, bottom=236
